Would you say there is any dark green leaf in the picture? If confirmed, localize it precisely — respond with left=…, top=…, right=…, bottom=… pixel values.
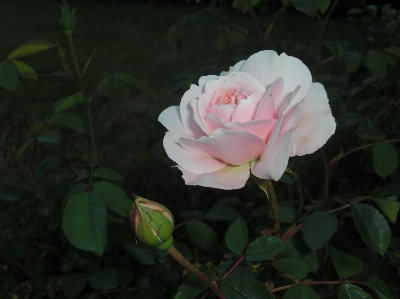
left=267, top=201, right=295, bottom=223
left=173, top=291, right=189, bottom=299
left=62, top=274, right=86, bottom=298
left=115, top=77, right=130, bottom=97
left=94, top=167, right=123, bottom=180
left=179, top=265, right=217, bottom=297
left=366, top=50, right=387, bottom=81
left=93, top=181, right=131, bottom=218
left=302, top=211, right=337, bottom=251
left=291, top=0, right=321, bottom=17
left=124, top=242, right=156, bottom=265
left=89, top=269, right=117, bottom=290
left=116, top=74, right=157, bottom=97
left=319, top=0, right=330, bottom=14
left=186, top=220, right=219, bottom=253
left=367, top=274, right=394, bottom=299
left=283, top=285, right=319, bottom=299
left=62, top=191, right=107, bottom=255
left=338, top=284, right=373, bottom=299
left=329, top=246, right=364, bottom=278
left=37, top=130, right=60, bottom=143
left=17, top=138, right=33, bottom=156
left=205, top=205, right=241, bottom=221
left=48, top=113, right=86, bottom=133
left=75, top=169, right=89, bottom=182
left=344, top=52, right=363, bottom=73
left=167, top=18, right=188, bottom=52
left=372, top=142, right=398, bottom=178
left=54, top=93, right=84, bottom=114
left=371, top=198, right=399, bottom=223
left=221, top=276, right=274, bottom=299
left=0, top=60, right=18, bottom=92
left=30, top=122, right=44, bottom=136
left=11, top=60, right=37, bottom=81
left=8, top=40, right=55, bottom=59
left=272, top=258, right=308, bottom=280
left=245, top=235, right=286, bottom=261
left=225, top=218, right=248, bottom=254
left=35, top=155, right=61, bottom=179
left=0, top=190, right=20, bottom=201
left=351, top=203, right=390, bottom=255
left=384, top=46, right=400, bottom=57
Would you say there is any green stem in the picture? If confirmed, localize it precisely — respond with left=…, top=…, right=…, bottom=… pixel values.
left=266, top=180, right=280, bottom=237
left=167, top=246, right=225, bottom=299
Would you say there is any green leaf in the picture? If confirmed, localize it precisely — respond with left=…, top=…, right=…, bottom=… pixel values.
left=367, top=274, right=394, bottom=299
left=338, top=284, right=373, bottom=299
left=302, top=211, right=337, bottom=251
left=173, top=291, right=189, bottom=299
left=8, top=40, right=56, bottom=59
left=124, top=242, right=156, bottom=265
left=351, top=203, right=391, bottom=255
left=93, top=181, right=131, bottom=218
left=344, top=52, right=363, bottom=73
left=54, top=92, right=84, bottom=114
left=291, top=0, right=321, bottom=17
left=384, top=46, right=400, bottom=57
left=372, top=142, right=398, bottom=179
left=186, top=220, right=219, bottom=253
left=96, top=76, right=112, bottom=95
left=245, top=235, right=286, bottom=261
left=205, top=205, right=241, bottom=221
left=221, top=276, right=274, bottom=299
left=0, top=60, right=18, bottom=92
left=371, top=197, right=399, bottom=223
left=116, top=74, right=157, bottom=98
left=35, top=155, right=61, bottom=179
left=37, top=130, right=60, bottom=143
left=10, top=60, right=37, bottom=81
left=17, top=138, right=33, bottom=156
left=179, top=266, right=217, bottom=297
left=268, top=201, right=295, bottom=223
left=366, top=50, right=387, bottom=81
left=62, top=274, right=86, bottom=299
left=272, top=258, right=308, bottom=280
left=167, top=17, right=188, bottom=52
left=48, top=113, right=86, bottom=133
left=62, top=191, right=106, bottom=255
left=94, top=167, right=124, bottom=180
left=30, top=122, right=44, bottom=136
left=319, top=0, right=330, bottom=14
left=89, top=269, right=117, bottom=290
left=0, top=190, right=20, bottom=201
left=283, top=285, right=319, bottom=299
left=225, top=218, right=248, bottom=254
left=329, top=246, right=364, bottom=278
left=115, top=77, right=130, bottom=97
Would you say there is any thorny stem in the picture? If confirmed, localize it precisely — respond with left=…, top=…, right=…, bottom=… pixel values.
left=266, top=180, right=280, bottom=237
left=271, top=280, right=368, bottom=293
left=246, top=0, right=265, bottom=49
left=221, top=255, right=245, bottom=279
left=167, top=246, right=225, bottom=299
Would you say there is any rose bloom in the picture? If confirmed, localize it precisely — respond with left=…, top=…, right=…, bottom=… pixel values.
left=159, top=51, right=336, bottom=190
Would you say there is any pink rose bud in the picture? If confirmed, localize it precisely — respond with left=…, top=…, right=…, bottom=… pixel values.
left=130, top=195, right=174, bottom=251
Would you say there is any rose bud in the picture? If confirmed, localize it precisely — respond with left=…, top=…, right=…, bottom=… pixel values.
left=60, top=2, right=76, bottom=35
left=130, top=195, right=174, bottom=251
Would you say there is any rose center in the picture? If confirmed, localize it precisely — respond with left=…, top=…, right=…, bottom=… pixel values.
left=213, top=88, right=249, bottom=106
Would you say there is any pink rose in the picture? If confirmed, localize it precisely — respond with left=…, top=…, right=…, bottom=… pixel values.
left=159, top=51, right=336, bottom=190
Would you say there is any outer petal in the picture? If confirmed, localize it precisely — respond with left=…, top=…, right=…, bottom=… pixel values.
left=163, top=132, right=226, bottom=174
left=251, top=129, right=294, bottom=181
left=178, top=164, right=250, bottom=190
left=238, top=51, right=312, bottom=108
left=180, top=84, right=207, bottom=138
left=179, top=128, right=266, bottom=165
left=290, top=83, right=336, bottom=156
left=220, top=60, right=246, bottom=76
left=159, top=106, right=187, bottom=136
left=223, top=72, right=266, bottom=95
left=254, top=77, right=284, bottom=120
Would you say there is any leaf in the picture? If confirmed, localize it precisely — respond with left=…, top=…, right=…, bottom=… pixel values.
left=115, top=77, right=130, bottom=97
left=62, top=191, right=107, bottom=255
left=93, top=181, right=131, bottom=218
left=0, top=190, right=20, bottom=201
left=291, top=0, right=321, bottom=17
left=0, top=60, right=18, bottom=92
left=116, top=74, right=157, bottom=98
left=366, top=50, right=387, bottom=81
left=283, top=285, right=319, bottom=299
left=344, top=52, right=363, bottom=73
left=30, top=122, right=44, bottom=136
left=319, top=0, right=330, bottom=14
left=35, top=155, right=61, bottom=179
left=367, top=274, right=394, bottom=299
left=351, top=203, right=391, bottom=255
left=10, top=60, right=37, bottom=81
left=338, top=284, right=373, bottom=299
left=89, top=269, right=117, bottom=291
left=62, top=274, right=86, bottom=299
left=221, top=276, right=274, bottom=299
left=267, top=201, right=295, bottom=223
left=37, top=130, right=60, bottom=143
left=48, top=113, right=86, bottom=133
left=245, top=235, right=286, bottom=261
left=372, top=142, right=398, bottom=178
left=167, top=17, right=188, bottom=52
left=124, top=242, right=156, bottom=265
left=371, top=197, right=399, bottom=223
left=302, top=211, right=337, bottom=251
left=225, top=218, right=248, bottom=254
left=54, top=92, right=84, bottom=114
left=17, top=138, right=33, bottom=156
left=179, top=266, right=217, bottom=297
left=8, top=40, right=56, bottom=59
left=205, top=205, right=241, bottom=221
left=329, top=246, right=364, bottom=278
left=94, top=167, right=123, bottom=180
left=384, top=46, right=400, bottom=57
left=185, top=220, right=219, bottom=253
left=272, top=258, right=308, bottom=280
left=173, top=291, right=189, bottom=299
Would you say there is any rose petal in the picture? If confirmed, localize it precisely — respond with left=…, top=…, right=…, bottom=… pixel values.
left=290, top=82, right=336, bottom=156
left=223, top=72, right=266, bottom=95
left=179, top=128, right=266, bottom=165
left=231, top=92, right=264, bottom=122
left=199, top=75, right=219, bottom=91
left=251, top=129, right=294, bottom=180
left=208, top=104, right=235, bottom=123
left=163, top=132, right=226, bottom=174
left=159, top=106, right=187, bottom=136
left=191, top=99, right=210, bottom=135
left=180, top=84, right=207, bottom=138
left=178, top=163, right=250, bottom=190
left=280, top=103, right=300, bottom=134
left=255, top=77, right=284, bottom=121
left=220, top=60, right=245, bottom=76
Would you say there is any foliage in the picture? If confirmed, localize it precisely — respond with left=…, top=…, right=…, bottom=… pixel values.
left=1, top=0, right=399, bottom=299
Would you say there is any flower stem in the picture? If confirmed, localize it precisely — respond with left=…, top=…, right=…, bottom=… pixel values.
left=167, top=246, right=225, bottom=299
left=266, top=180, right=280, bottom=237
